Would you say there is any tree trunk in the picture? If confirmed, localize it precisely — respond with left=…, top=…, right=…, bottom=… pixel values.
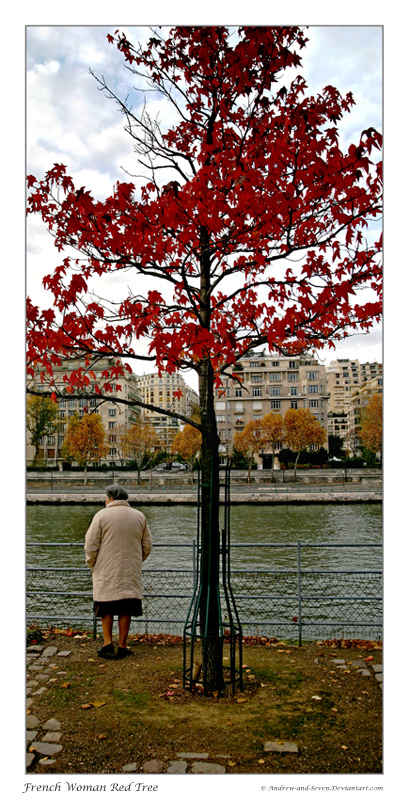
left=84, top=463, right=88, bottom=486
left=198, top=358, right=224, bottom=692
left=293, top=452, right=300, bottom=482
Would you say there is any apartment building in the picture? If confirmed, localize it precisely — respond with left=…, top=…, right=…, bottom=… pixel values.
left=326, top=359, right=383, bottom=415
left=134, top=371, right=199, bottom=449
left=326, top=359, right=383, bottom=452
left=347, top=375, right=383, bottom=456
left=27, top=356, right=142, bottom=467
left=214, top=350, right=329, bottom=463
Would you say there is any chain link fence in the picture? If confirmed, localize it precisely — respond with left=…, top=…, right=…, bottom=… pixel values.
left=27, top=542, right=382, bottom=643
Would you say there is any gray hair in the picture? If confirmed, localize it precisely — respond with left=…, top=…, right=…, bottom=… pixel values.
left=105, top=484, right=129, bottom=501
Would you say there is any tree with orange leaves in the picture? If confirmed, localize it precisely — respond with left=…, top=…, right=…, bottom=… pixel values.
left=260, top=412, right=286, bottom=481
left=234, top=420, right=269, bottom=483
left=359, top=393, right=382, bottom=463
left=119, top=420, right=158, bottom=483
left=283, top=408, right=326, bottom=481
left=172, top=424, right=202, bottom=482
left=61, top=412, right=108, bottom=485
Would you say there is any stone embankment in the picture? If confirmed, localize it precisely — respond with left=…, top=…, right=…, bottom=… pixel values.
left=27, top=489, right=381, bottom=505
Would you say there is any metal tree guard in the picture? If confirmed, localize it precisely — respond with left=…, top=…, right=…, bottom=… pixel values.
left=183, top=459, right=243, bottom=694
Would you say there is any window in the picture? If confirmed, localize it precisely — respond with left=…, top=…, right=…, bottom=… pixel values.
left=270, top=361, right=279, bottom=367
left=89, top=398, right=97, bottom=407
left=308, top=385, right=319, bottom=394
left=253, top=413, right=262, bottom=421
left=250, top=361, right=260, bottom=367
left=269, top=373, right=281, bottom=382
left=109, top=448, right=117, bottom=457
left=108, top=421, right=116, bottom=429
left=252, top=388, right=262, bottom=397
left=216, top=415, right=225, bottom=423
left=270, top=400, right=281, bottom=410
left=290, top=387, right=297, bottom=396
left=291, top=401, right=298, bottom=409
left=68, top=399, right=76, bottom=408
left=235, top=388, right=242, bottom=397
left=288, top=372, right=298, bottom=382
left=251, top=374, right=262, bottom=383
left=58, top=399, right=66, bottom=408
left=270, top=386, right=281, bottom=396
left=108, top=409, right=116, bottom=417
left=59, top=411, right=66, bottom=420
left=307, top=371, right=318, bottom=380
left=68, top=410, right=76, bottom=417
left=109, top=435, right=116, bottom=443
left=289, top=360, right=296, bottom=368
left=309, top=399, right=320, bottom=408
left=235, top=402, right=243, bottom=412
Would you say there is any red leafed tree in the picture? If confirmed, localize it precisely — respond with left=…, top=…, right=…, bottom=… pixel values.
left=26, top=26, right=382, bottom=691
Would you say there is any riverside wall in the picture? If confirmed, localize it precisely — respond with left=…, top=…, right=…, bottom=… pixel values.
left=26, top=468, right=382, bottom=504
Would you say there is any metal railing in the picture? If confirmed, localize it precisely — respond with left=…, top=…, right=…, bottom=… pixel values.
left=26, top=541, right=382, bottom=644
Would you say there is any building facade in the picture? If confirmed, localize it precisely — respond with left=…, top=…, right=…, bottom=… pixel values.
left=214, top=350, right=329, bottom=463
left=326, top=359, right=383, bottom=454
left=27, top=356, right=142, bottom=467
left=347, top=375, right=383, bottom=456
left=133, top=371, right=200, bottom=450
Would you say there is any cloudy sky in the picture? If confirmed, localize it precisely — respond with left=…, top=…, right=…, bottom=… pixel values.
left=26, top=23, right=383, bottom=385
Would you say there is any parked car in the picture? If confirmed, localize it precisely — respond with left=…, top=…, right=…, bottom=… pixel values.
left=171, top=462, right=188, bottom=471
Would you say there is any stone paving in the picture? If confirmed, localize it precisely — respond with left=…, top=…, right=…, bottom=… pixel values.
left=26, top=644, right=383, bottom=774
left=314, top=654, right=383, bottom=689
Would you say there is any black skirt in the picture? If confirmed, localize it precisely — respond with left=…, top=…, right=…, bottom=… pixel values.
left=93, top=598, right=143, bottom=618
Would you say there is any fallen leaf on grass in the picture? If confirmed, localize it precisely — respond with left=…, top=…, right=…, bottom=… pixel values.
left=226, top=722, right=233, bottom=727
left=237, top=697, right=247, bottom=704
left=88, top=658, right=95, bottom=662
left=82, top=700, right=107, bottom=709
left=97, top=734, right=107, bottom=740
left=340, top=745, right=349, bottom=750
left=60, top=682, right=71, bottom=688
left=168, top=683, right=180, bottom=689
left=228, top=761, right=236, bottom=766
left=331, top=708, right=338, bottom=713
left=311, top=695, right=322, bottom=701
left=364, top=656, right=374, bottom=662
left=258, top=759, right=265, bottom=764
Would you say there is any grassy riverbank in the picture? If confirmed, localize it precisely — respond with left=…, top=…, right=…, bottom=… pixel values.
left=27, top=630, right=382, bottom=776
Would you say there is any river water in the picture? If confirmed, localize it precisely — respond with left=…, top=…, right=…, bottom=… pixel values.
left=26, top=503, right=382, bottom=571
left=26, top=504, right=382, bottom=639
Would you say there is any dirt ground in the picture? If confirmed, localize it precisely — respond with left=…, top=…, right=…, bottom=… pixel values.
left=27, top=629, right=382, bottom=775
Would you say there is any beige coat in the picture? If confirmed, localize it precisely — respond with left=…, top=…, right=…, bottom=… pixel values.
left=84, top=500, right=152, bottom=601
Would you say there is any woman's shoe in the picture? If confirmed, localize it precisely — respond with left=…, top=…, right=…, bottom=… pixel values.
left=115, top=647, right=132, bottom=659
left=97, top=643, right=115, bottom=659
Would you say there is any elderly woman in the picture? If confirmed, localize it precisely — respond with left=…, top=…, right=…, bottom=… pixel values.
left=85, top=484, right=152, bottom=659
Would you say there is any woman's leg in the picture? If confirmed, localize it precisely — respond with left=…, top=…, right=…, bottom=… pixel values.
left=100, top=614, right=114, bottom=646
left=118, top=614, right=131, bottom=649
